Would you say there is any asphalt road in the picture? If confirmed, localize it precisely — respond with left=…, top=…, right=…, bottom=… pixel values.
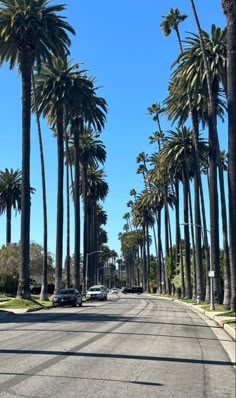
left=0, top=294, right=235, bottom=398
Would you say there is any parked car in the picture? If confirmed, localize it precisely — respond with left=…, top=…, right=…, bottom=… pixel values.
left=52, top=288, right=82, bottom=307
left=122, top=286, right=143, bottom=294
left=86, top=285, right=107, bottom=301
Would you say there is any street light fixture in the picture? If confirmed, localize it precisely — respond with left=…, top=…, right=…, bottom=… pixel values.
left=180, top=222, right=214, bottom=310
left=85, top=250, right=102, bottom=293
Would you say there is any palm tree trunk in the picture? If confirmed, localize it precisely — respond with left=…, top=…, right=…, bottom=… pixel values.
left=17, top=51, right=32, bottom=299
left=219, top=160, right=231, bottom=309
left=54, top=104, right=64, bottom=292
left=175, top=179, right=181, bottom=298
left=32, top=73, right=48, bottom=301
left=199, top=180, right=210, bottom=302
left=6, top=202, right=11, bottom=245
left=190, top=0, right=221, bottom=304
left=157, top=208, right=162, bottom=294
left=65, top=132, right=71, bottom=289
left=73, top=122, right=81, bottom=290
left=146, top=223, right=151, bottom=292
left=221, top=0, right=236, bottom=311
left=142, top=224, right=147, bottom=291
left=188, top=189, right=197, bottom=300
left=182, top=169, right=192, bottom=298
left=82, top=164, right=89, bottom=288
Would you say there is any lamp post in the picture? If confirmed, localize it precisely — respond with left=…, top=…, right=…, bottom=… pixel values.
left=85, top=250, right=102, bottom=293
left=180, top=222, right=214, bottom=310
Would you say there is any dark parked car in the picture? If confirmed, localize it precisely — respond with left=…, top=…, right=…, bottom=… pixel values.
left=52, top=288, right=82, bottom=307
left=122, top=286, right=143, bottom=294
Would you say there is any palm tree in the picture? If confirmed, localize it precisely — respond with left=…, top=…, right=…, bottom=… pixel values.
left=68, top=128, right=107, bottom=288
left=161, top=7, right=206, bottom=300
left=34, top=57, right=82, bottom=292
left=32, top=73, right=49, bottom=300
left=0, top=168, right=21, bottom=244
left=0, top=0, right=75, bottom=298
left=221, top=0, right=236, bottom=311
left=160, top=128, right=208, bottom=298
left=160, top=8, right=187, bottom=51
left=85, top=166, right=108, bottom=287
left=189, top=0, right=227, bottom=306
left=67, top=74, right=107, bottom=290
left=166, top=19, right=228, bottom=303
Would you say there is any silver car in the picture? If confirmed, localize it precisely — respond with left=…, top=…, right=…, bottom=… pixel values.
left=86, top=285, right=107, bottom=301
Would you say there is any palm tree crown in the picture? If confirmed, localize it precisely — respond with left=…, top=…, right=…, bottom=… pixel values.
left=0, top=0, right=75, bottom=69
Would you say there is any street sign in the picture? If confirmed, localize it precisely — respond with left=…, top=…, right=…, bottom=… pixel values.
left=208, top=270, right=215, bottom=278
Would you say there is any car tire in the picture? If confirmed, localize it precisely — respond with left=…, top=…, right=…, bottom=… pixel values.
left=72, top=300, right=77, bottom=307
left=79, top=301, right=82, bottom=307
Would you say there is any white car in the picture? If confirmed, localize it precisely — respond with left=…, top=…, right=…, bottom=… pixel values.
left=86, top=285, right=107, bottom=301
left=110, top=288, right=119, bottom=294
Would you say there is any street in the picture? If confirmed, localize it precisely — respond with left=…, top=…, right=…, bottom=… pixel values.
left=0, top=295, right=235, bottom=397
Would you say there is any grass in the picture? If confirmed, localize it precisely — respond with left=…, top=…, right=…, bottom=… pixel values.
left=216, top=311, right=236, bottom=317
left=0, top=298, right=40, bottom=309
left=224, top=321, right=236, bottom=330
left=0, top=295, right=53, bottom=309
left=199, top=304, right=225, bottom=312
left=180, top=298, right=198, bottom=304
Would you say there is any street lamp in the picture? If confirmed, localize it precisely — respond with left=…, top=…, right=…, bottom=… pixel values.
left=180, top=222, right=214, bottom=310
left=85, top=250, right=102, bottom=293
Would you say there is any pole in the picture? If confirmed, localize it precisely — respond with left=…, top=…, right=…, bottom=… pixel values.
left=85, top=253, right=88, bottom=293
left=210, top=275, right=214, bottom=311
left=85, top=250, right=102, bottom=292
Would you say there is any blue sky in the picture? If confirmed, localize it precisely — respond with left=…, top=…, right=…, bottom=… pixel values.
left=0, top=1, right=227, bottom=260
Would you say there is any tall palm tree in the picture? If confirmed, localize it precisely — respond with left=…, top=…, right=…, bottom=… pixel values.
left=160, top=128, right=208, bottom=298
left=68, top=128, right=107, bottom=288
left=32, top=72, right=49, bottom=301
left=189, top=0, right=227, bottom=306
left=161, top=7, right=207, bottom=300
left=160, top=8, right=187, bottom=51
left=34, top=58, right=82, bottom=292
left=85, top=166, right=108, bottom=287
left=0, top=168, right=21, bottom=244
left=79, top=128, right=106, bottom=288
left=167, top=21, right=228, bottom=304
left=0, top=0, right=75, bottom=298
left=67, top=74, right=107, bottom=290
left=221, top=0, right=236, bottom=311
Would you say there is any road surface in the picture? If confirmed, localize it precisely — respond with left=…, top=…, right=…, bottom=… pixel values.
left=0, top=294, right=235, bottom=397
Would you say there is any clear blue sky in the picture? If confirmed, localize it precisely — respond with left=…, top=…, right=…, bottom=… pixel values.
left=0, top=1, right=227, bottom=260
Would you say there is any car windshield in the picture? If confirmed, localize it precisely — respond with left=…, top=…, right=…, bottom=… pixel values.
left=89, top=288, right=101, bottom=292
left=58, top=289, right=75, bottom=295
